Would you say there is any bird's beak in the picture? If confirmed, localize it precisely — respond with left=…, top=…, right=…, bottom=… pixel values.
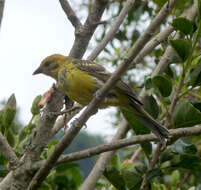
left=33, top=67, right=43, bottom=75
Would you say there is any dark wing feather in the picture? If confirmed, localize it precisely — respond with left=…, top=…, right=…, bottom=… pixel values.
left=73, top=59, right=143, bottom=106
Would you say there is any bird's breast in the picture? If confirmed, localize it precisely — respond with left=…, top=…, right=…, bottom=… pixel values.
left=58, top=67, right=102, bottom=105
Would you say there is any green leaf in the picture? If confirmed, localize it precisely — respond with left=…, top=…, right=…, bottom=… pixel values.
left=193, top=102, right=201, bottom=112
left=171, top=139, right=197, bottom=155
left=3, top=94, right=16, bottom=128
left=121, top=167, right=142, bottom=189
left=152, top=183, right=167, bottom=190
left=169, top=52, right=182, bottom=64
left=172, top=100, right=201, bottom=128
left=164, top=65, right=175, bottom=78
left=198, top=0, right=201, bottom=20
left=31, top=95, right=42, bottom=115
left=7, top=129, right=15, bottom=147
left=56, top=163, right=79, bottom=173
left=189, top=55, right=201, bottom=87
left=170, top=39, right=192, bottom=62
left=145, top=168, right=163, bottom=181
left=143, top=95, right=159, bottom=119
left=172, top=17, right=194, bottom=35
left=104, top=166, right=126, bottom=190
left=176, top=155, right=201, bottom=171
left=110, top=154, right=121, bottom=170
left=144, top=77, right=152, bottom=90
left=122, top=110, right=150, bottom=134
left=0, top=170, right=8, bottom=178
left=122, top=110, right=152, bottom=156
left=47, top=140, right=59, bottom=157
left=152, top=0, right=167, bottom=7
left=152, top=75, right=172, bottom=97
left=170, top=170, right=180, bottom=187
left=160, top=151, right=174, bottom=163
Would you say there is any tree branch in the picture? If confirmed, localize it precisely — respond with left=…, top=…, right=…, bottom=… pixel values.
left=139, top=0, right=198, bottom=101
left=69, top=0, right=108, bottom=58
left=0, top=0, right=5, bottom=29
left=88, top=0, right=136, bottom=61
left=58, top=126, right=201, bottom=164
left=59, top=0, right=82, bottom=29
left=0, top=132, right=18, bottom=169
left=34, top=125, right=201, bottom=169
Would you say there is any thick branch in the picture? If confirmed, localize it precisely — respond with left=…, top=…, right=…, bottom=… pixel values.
left=0, top=132, right=18, bottom=168
left=88, top=0, right=136, bottom=61
left=59, top=0, right=82, bottom=29
left=69, top=0, right=108, bottom=58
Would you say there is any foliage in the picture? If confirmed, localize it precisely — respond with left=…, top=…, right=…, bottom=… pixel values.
left=2, top=0, right=201, bottom=189
left=88, top=0, right=201, bottom=189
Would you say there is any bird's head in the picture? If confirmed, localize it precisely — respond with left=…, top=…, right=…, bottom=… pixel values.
left=33, top=54, right=71, bottom=80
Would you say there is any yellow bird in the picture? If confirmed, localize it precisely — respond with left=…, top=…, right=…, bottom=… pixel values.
left=33, top=54, right=169, bottom=141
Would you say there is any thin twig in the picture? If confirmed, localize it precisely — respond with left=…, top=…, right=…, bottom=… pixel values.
left=88, top=0, right=136, bottom=61
left=33, top=125, right=201, bottom=169
left=59, top=0, right=82, bottom=29
left=0, top=0, right=5, bottom=29
left=131, top=146, right=142, bottom=161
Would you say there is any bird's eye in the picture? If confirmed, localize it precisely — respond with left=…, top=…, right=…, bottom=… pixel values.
left=44, top=61, right=52, bottom=67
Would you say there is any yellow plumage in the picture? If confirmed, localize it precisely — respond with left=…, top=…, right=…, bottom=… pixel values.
left=33, top=54, right=169, bottom=140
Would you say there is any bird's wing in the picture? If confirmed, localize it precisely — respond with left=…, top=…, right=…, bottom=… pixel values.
left=73, top=59, right=143, bottom=106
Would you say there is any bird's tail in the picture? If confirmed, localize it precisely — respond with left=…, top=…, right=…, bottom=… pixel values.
left=134, top=111, right=170, bottom=141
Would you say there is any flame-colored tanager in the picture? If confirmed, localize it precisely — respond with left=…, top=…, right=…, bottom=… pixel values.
left=33, top=54, right=169, bottom=141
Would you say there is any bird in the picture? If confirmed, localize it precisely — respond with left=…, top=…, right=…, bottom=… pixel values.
left=33, top=54, right=169, bottom=141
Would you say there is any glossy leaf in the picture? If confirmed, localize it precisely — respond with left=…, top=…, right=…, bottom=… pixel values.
left=176, top=155, right=201, bottom=171
left=152, top=75, right=172, bottom=97
left=172, top=17, right=194, bottom=35
left=172, top=100, right=201, bottom=128
left=104, top=166, right=126, bottom=190
left=145, top=168, right=163, bottom=181
left=198, top=0, right=201, bottom=20
left=122, top=110, right=152, bottom=156
left=143, top=95, right=159, bottom=119
left=170, top=39, right=191, bottom=62
left=144, top=78, right=152, bottom=90
left=189, top=55, right=201, bottom=87
left=122, top=167, right=142, bottom=189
